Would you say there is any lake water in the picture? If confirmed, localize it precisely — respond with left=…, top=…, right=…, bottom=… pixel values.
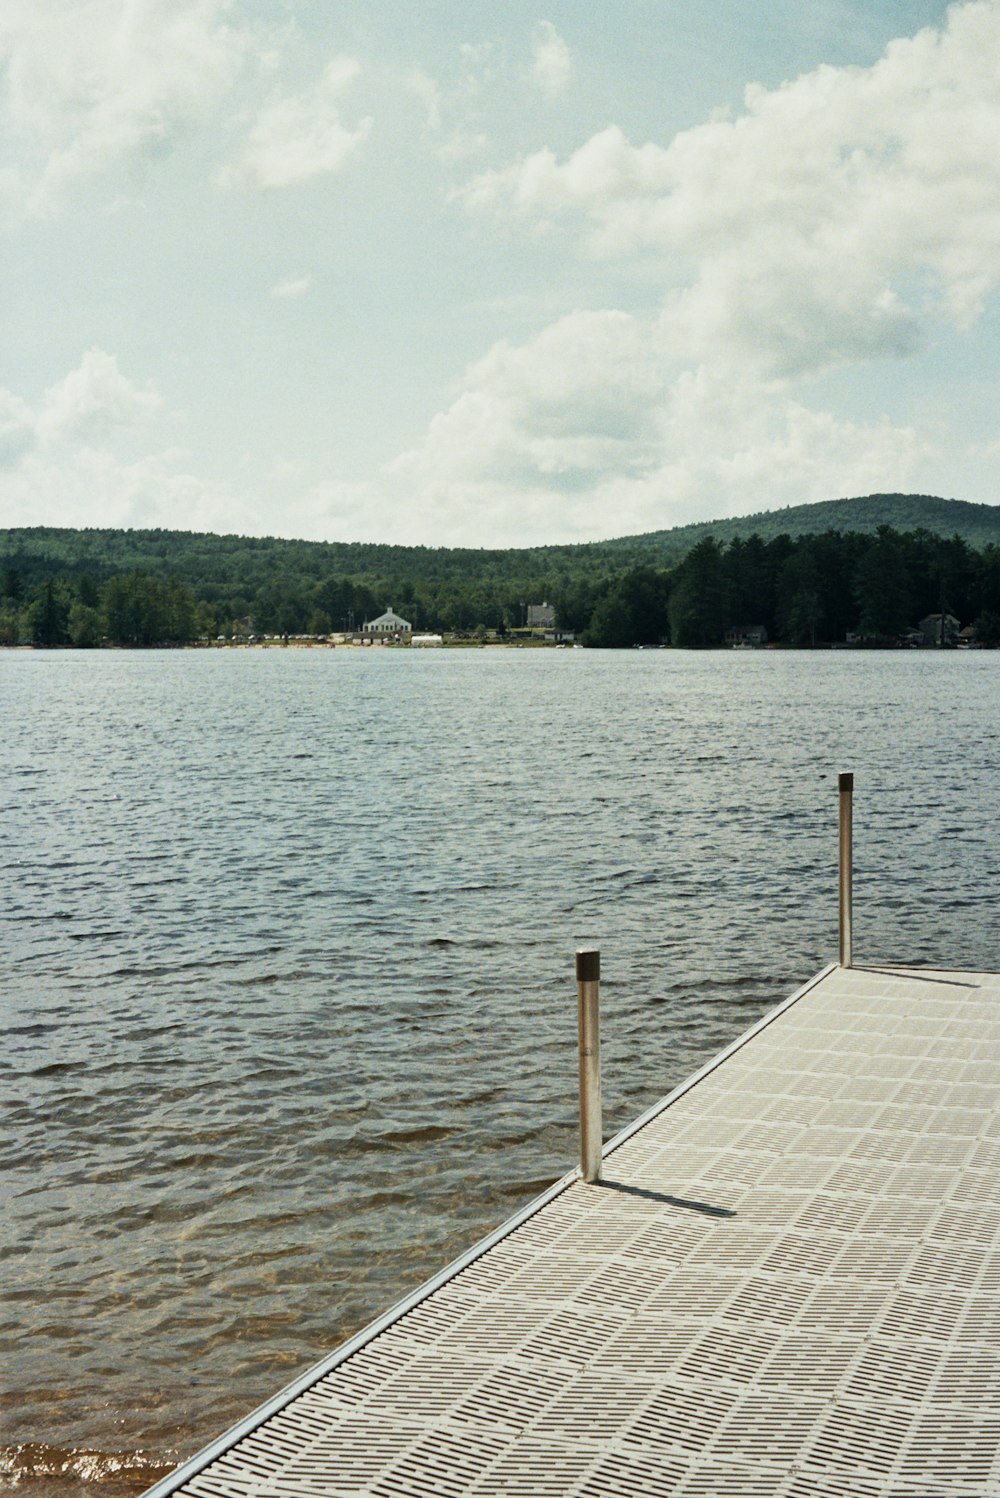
left=3, top=647, right=998, bottom=1495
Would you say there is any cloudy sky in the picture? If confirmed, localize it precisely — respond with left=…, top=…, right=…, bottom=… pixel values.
left=2, top=0, right=999, bottom=547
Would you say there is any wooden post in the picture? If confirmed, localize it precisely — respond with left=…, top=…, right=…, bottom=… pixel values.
left=576, top=948, right=602, bottom=1183
left=839, top=772, right=853, bottom=968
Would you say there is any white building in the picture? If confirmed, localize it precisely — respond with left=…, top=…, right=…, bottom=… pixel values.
left=918, top=612, right=960, bottom=646
left=724, top=624, right=768, bottom=647
left=526, top=602, right=555, bottom=628
left=363, top=607, right=412, bottom=636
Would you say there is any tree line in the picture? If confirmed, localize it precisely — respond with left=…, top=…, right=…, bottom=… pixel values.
left=1, top=570, right=202, bottom=647
left=2, top=525, right=999, bottom=647
left=581, top=529, right=1000, bottom=646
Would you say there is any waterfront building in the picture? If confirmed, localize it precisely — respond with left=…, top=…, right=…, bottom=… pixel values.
left=363, top=607, right=412, bottom=636
left=526, top=602, right=555, bottom=628
left=918, top=611, right=960, bottom=646
left=724, top=623, right=768, bottom=646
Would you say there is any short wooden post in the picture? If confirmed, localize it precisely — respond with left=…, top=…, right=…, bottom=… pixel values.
left=576, top=948, right=602, bottom=1183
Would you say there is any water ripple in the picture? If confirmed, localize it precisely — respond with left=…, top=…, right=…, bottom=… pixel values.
left=2, top=647, right=999, bottom=1495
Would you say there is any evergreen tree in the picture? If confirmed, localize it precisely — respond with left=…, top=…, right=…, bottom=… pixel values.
left=776, top=546, right=823, bottom=644
left=725, top=536, right=774, bottom=633
left=25, top=578, right=69, bottom=645
left=974, top=609, right=1000, bottom=645
left=1, top=566, right=24, bottom=603
left=77, top=574, right=100, bottom=608
left=668, top=538, right=730, bottom=646
left=854, top=528, right=913, bottom=639
left=67, top=602, right=102, bottom=647
left=583, top=568, right=670, bottom=647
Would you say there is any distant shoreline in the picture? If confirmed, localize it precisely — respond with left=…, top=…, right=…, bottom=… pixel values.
left=7, top=639, right=996, bottom=653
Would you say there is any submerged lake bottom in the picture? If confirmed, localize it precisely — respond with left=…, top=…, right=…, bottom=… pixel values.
left=2, top=648, right=998, bottom=1495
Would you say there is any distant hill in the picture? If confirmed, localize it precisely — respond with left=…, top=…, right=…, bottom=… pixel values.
left=5, top=493, right=999, bottom=644
left=591, top=494, right=1000, bottom=564
left=3, top=495, right=999, bottom=600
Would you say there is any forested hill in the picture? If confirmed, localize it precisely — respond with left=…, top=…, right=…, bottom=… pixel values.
left=3, top=492, right=1000, bottom=647
left=607, top=493, right=1000, bottom=559
left=1, top=525, right=574, bottom=592
left=4, top=493, right=1000, bottom=591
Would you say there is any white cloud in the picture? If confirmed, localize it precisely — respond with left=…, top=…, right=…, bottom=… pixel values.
left=402, top=4, right=1000, bottom=543
left=0, top=349, right=202, bottom=531
left=606, top=365, right=931, bottom=531
left=3, top=6, right=993, bottom=548
left=457, top=124, right=666, bottom=217
left=403, top=64, right=487, bottom=162
left=392, top=311, right=664, bottom=487
left=380, top=311, right=932, bottom=545
left=0, top=0, right=247, bottom=212
left=0, top=349, right=370, bottom=541
left=0, top=348, right=161, bottom=470
left=270, top=273, right=313, bottom=300
left=0, top=332, right=935, bottom=549
left=531, top=21, right=571, bottom=98
left=220, top=56, right=371, bottom=190
left=459, top=2, right=1000, bottom=378
left=36, top=348, right=162, bottom=444
left=1, top=444, right=242, bottom=532
left=0, top=388, right=35, bottom=467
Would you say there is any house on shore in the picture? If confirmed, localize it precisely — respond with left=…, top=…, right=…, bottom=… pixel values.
left=362, top=607, right=412, bottom=638
left=918, top=612, right=960, bottom=646
left=725, top=623, right=768, bottom=647
left=526, top=602, right=555, bottom=629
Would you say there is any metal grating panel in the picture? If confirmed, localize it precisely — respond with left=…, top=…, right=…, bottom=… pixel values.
left=145, top=965, right=1000, bottom=1498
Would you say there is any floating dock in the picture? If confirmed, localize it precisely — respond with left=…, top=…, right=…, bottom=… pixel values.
left=147, top=961, right=1000, bottom=1498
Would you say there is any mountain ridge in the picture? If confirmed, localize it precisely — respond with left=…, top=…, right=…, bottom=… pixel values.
left=4, top=493, right=1000, bottom=584
left=5, top=492, right=1000, bottom=645
left=598, top=493, right=1000, bottom=556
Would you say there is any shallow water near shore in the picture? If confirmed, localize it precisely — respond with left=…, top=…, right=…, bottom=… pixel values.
left=3, top=647, right=999, bottom=1495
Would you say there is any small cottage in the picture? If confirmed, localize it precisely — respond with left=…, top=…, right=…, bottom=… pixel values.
left=725, top=624, right=768, bottom=647
left=918, top=612, right=960, bottom=646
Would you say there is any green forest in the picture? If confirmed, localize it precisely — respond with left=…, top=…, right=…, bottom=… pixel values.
left=3, top=494, right=1000, bottom=647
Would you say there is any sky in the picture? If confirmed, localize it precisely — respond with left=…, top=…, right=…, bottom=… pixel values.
left=2, top=0, right=999, bottom=548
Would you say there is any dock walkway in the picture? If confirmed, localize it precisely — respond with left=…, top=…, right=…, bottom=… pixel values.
left=149, top=963, right=1000, bottom=1497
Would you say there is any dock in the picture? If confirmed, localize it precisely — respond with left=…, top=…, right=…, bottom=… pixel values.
left=146, top=960, right=1000, bottom=1498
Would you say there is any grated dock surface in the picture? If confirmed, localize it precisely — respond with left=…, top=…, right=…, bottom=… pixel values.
left=151, top=965, right=1000, bottom=1497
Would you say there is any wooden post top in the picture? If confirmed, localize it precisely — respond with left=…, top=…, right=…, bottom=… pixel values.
left=576, top=948, right=600, bottom=983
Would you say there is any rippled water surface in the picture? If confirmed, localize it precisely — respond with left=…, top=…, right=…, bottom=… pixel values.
left=3, top=647, right=999, bottom=1494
